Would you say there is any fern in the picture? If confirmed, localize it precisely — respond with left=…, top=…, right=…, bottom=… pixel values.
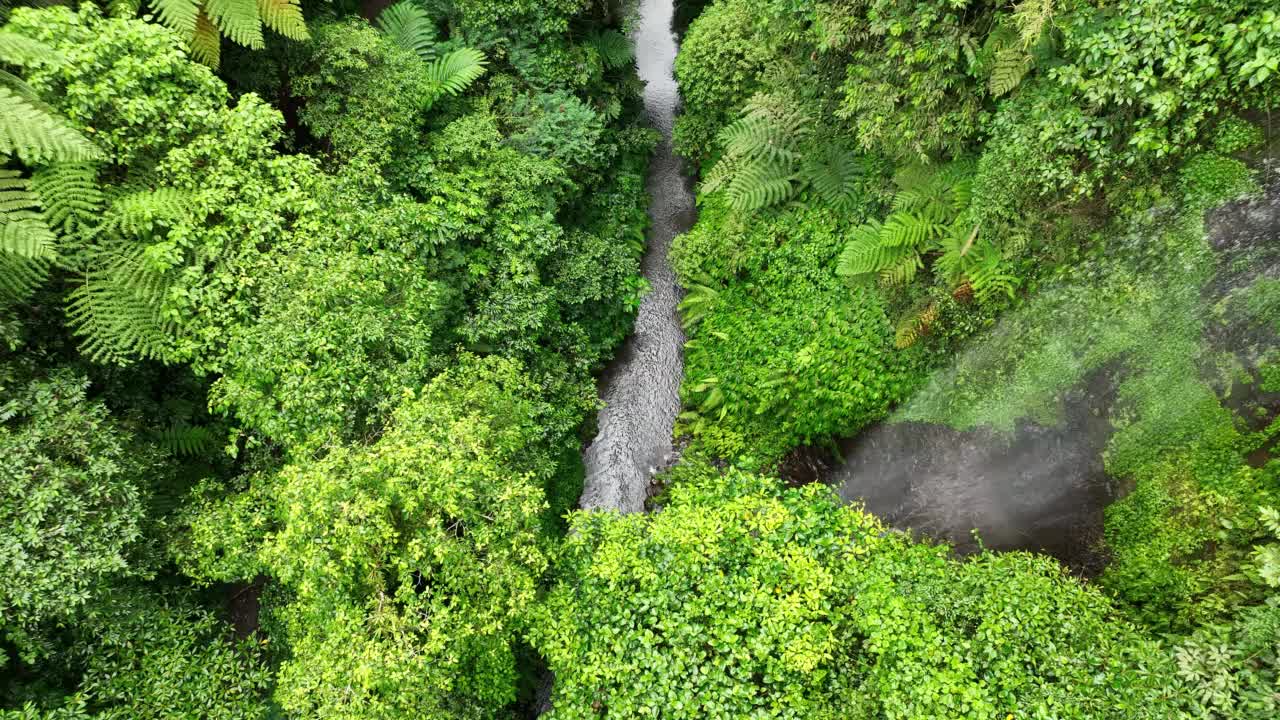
left=31, top=163, right=102, bottom=236
left=155, top=422, right=217, bottom=457
left=147, top=0, right=307, bottom=67
left=880, top=212, right=948, bottom=248
left=67, top=244, right=177, bottom=364
left=107, top=0, right=144, bottom=18
left=989, top=45, right=1033, bottom=97
left=725, top=156, right=795, bottom=212
left=103, top=188, right=191, bottom=237
left=588, top=30, right=633, bottom=70
left=0, top=83, right=101, bottom=165
left=702, top=94, right=814, bottom=212
left=837, top=159, right=1013, bottom=297
left=0, top=253, right=49, bottom=303
left=423, top=47, right=487, bottom=108
left=190, top=10, right=221, bottom=67
left=0, top=30, right=58, bottom=66
left=678, top=281, right=719, bottom=329
left=0, top=170, right=56, bottom=261
left=377, top=1, right=439, bottom=61
left=62, top=188, right=191, bottom=362
left=1011, top=0, right=1055, bottom=47
left=256, top=0, right=307, bottom=41
left=803, top=144, right=865, bottom=211
left=150, top=0, right=200, bottom=38
left=894, top=302, right=939, bottom=349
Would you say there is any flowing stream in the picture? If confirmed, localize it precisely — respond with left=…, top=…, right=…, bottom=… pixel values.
left=578, top=0, right=693, bottom=513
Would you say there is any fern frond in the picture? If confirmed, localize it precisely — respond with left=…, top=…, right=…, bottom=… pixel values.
left=377, top=1, right=438, bottom=61
left=0, top=253, right=49, bottom=302
left=678, top=282, right=719, bottom=329
left=802, top=145, right=865, bottom=211
left=880, top=211, right=947, bottom=248
left=879, top=251, right=923, bottom=287
left=589, top=30, right=633, bottom=70
left=1011, top=0, right=1055, bottom=47
left=257, top=0, right=307, bottom=41
left=148, top=0, right=201, bottom=39
left=836, top=228, right=885, bottom=278
left=67, top=245, right=176, bottom=364
left=189, top=10, right=221, bottom=67
left=965, top=241, right=1020, bottom=303
left=155, top=422, right=217, bottom=456
left=31, top=163, right=102, bottom=236
left=205, top=0, right=264, bottom=50
left=108, top=0, right=144, bottom=18
left=424, top=47, right=487, bottom=105
left=0, top=84, right=101, bottom=165
left=0, top=170, right=56, bottom=261
left=725, top=156, right=796, bottom=212
left=894, top=302, right=939, bottom=349
left=989, top=45, right=1032, bottom=97
left=0, top=31, right=59, bottom=67
left=837, top=223, right=919, bottom=281
left=718, top=114, right=800, bottom=165
left=104, top=188, right=191, bottom=237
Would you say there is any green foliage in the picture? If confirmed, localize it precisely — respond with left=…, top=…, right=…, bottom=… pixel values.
left=376, top=0, right=440, bottom=61
left=702, top=94, right=868, bottom=213
left=507, top=90, right=605, bottom=170
left=3, top=588, right=271, bottom=719
left=146, top=0, right=307, bottom=66
left=0, top=169, right=56, bottom=261
left=423, top=47, right=487, bottom=106
left=295, top=18, right=485, bottom=166
left=5, top=6, right=230, bottom=169
left=672, top=0, right=774, bottom=165
left=587, top=29, right=632, bottom=70
left=837, top=160, right=1018, bottom=303
left=537, top=465, right=1184, bottom=719
left=29, top=163, right=101, bottom=237
left=256, top=356, right=554, bottom=718
left=672, top=198, right=920, bottom=463
left=0, top=366, right=156, bottom=627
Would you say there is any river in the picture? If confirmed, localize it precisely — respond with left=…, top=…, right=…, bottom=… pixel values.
left=578, top=0, right=693, bottom=514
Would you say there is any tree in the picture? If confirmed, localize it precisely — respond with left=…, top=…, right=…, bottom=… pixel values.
left=182, top=356, right=558, bottom=718
left=0, top=366, right=157, bottom=628
left=535, top=466, right=1186, bottom=719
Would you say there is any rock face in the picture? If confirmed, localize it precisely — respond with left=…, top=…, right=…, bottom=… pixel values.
left=826, top=167, right=1280, bottom=573
left=579, top=0, right=693, bottom=514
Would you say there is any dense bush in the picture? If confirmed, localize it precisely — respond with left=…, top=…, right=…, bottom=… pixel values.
left=0, top=366, right=157, bottom=627
left=672, top=197, right=922, bottom=464
left=672, top=0, right=774, bottom=166
left=537, top=465, right=1185, bottom=719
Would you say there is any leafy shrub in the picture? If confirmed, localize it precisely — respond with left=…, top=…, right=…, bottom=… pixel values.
left=536, top=465, right=1184, bottom=719
left=255, top=355, right=555, bottom=718
left=0, top=366, right=157, bottom=627
left=673, top=0, right=774, bottom=166
left=507, top=90, right=606, bottom=171
left=672, top=198, right=921, bottom=464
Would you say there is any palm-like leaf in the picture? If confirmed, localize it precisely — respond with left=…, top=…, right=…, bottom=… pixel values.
left=377, top=1, right=439, bottom=61
left=589, top=30, right=633, bottom=70
left=424, top=47, right=487, bottom=107
left=0, top=83, right=101, bottom=165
